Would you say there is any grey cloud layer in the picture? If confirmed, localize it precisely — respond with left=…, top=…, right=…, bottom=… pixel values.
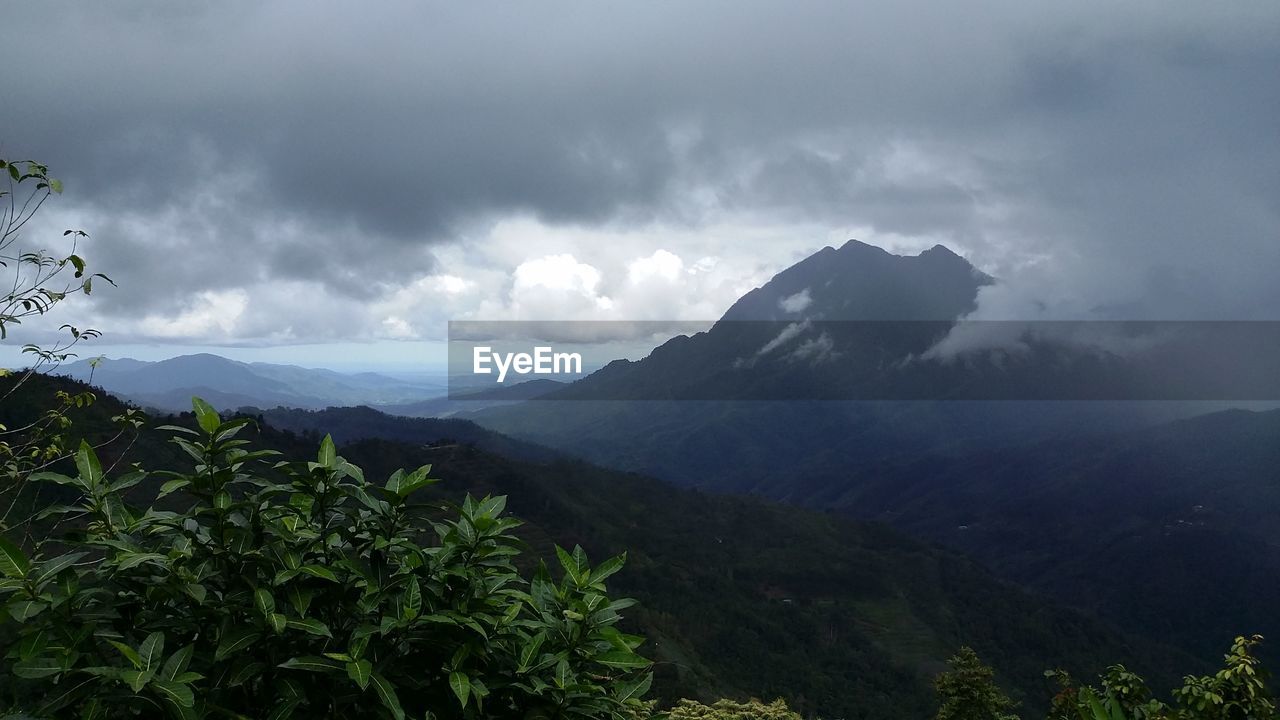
left=2, top=0, right=1277, bottom=339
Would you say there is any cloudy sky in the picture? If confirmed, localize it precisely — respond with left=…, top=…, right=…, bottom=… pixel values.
left=2, top=1, right=1277, bottom=370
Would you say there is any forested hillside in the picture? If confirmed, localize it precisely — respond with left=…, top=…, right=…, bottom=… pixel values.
left=0, top=375, right=1193, bottom=718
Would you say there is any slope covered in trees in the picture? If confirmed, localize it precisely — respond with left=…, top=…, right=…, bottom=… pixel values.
left=0, top=375, right=1193, bottom=718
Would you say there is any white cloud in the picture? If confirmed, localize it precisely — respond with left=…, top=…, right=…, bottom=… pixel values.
left=787, top=332, right=838, bottom=364
left=757, top=320, right=812, bottom=356
left=779, top=289, right=812, bottom=313
left=627, top=249, right=684, bottom=284
left=135, top=290, right=248, bottom=340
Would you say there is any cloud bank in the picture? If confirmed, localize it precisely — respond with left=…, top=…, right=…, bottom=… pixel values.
left=1, top=1, right=1276, bottom=359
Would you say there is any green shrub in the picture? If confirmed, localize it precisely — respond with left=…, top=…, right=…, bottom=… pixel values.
left=1044, top=636, right=1275, bottom=720
left=663, top=697, right=802, bottom=720
left=0, top=398, right=652, bottom=718
left=934, top=647, right=1020, bottom=720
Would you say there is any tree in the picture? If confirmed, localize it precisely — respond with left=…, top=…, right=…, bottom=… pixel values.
left=0, top=156, right=118, bottom=533
left=0, top=399, right=654, bottom=718
left=933, top=647, right=1020, bottom=720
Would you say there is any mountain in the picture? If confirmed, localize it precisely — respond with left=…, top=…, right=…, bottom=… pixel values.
left=1, top=374, right=1192, bottom=719
left=55, top=353, right=446, bottom=411
left=468, top=240, right=1190, bottom=473
left=467, top=239, right=1280, bottom=665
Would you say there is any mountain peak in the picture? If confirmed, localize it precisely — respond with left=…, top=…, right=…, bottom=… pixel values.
left=920, top=243, right=959, bottom=258
left=719, top=239, right=988, bottom=322
left=837, top=238, right=893, bottom=256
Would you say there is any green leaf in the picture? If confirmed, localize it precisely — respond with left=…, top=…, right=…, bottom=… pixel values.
left=36, top=677, right=95, bottom=714
left=477, top=495, right=507, bottom=518
left=370, top=672, right=405, bottom=720
left=213, top=490, right=232, bottom=510
left=403, top=576, right=421, bottom=620
left=346, top=659, right=372, bottom=690
left=286, top=617, right=332, bottom=638
left=158, top=479, right=192, bottom=497
left=255, top=588, right=276, bottom=616
left=108, top=640, right=143, bottom=669
left=298, top=564, right=339, bottom=582
left=596, top=650, right=650, bottom=670
left=73, top=440, right=103, bottom=488
left=191, top=397, right=220, bottom=434
left=139, top=632, right=165, bottom=674
left=12, top=656, right=64, bottom=679
left=571, top=545, right=590, bottom=580
left=449, top=671, right=471, bottom=708
left=161, top=646, right=193, bottom=681
left=278, top=656, right=344, bottom=673
left=184, top=584, right=207, bottom=603
left=318, top=435, right=337, bottom=468
left=519, top=632, right=546, bottom=671
left=150, top=679, right=194, bottom=708
left=214, top=628, right=261, bottom=662
left=115, top=553, right=169, bottom=571
left=122, top=668, right=150, bottom=692
left=33, top=552, right=86, bottom=586
left=0, top=535, right=31, bottom=579
left=587, top=553, right=627, bottom=587
left=227, top=660, right=264, bottom=687
left=6, top=597, right=47, bottom=620
left=615, top=672, right=652, bottom=703
left=286, top=585, right=314, bottom=616
left=387, top=467, right=435, bottom=498
left=279, top=677, right=306, bottom=701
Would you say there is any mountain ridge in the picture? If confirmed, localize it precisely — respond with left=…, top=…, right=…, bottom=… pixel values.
left=55, top=353, right=446, bottom=411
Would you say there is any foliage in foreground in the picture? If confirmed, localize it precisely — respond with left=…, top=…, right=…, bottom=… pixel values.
left=944, top=637, right=1275, bottom=720
left=1, top=156, right=115, bottom=537
left=0, top=398, right=652, bottom=718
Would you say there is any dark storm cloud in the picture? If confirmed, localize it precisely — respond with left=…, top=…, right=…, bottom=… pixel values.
left=1, top=0, right=1277, bottom=338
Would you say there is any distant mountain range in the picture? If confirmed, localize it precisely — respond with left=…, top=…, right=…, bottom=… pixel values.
left=54, top=353, right=568, bottom=415
left=55, top=353, right=448, bottom=412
